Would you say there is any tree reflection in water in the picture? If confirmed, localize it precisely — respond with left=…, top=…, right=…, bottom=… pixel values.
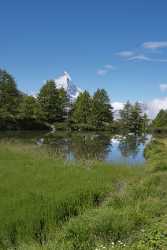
left=0, top=131, right=149, bottom=164
left=44, top=132, right=148, bottom=163
left=44, top=132, right=112, bottom=161
left=118, top=134, right=147, bottom=159
left=69, top=133, right=111, bottom=160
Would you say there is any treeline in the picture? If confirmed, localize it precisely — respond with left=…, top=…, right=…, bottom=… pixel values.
left=151, top=109, right=167, bottom=133
left=117, top=101, right=149, bottom=135
left=69, top=89, right=113, bottom=130
left=0, top=69, right=148, bottom=134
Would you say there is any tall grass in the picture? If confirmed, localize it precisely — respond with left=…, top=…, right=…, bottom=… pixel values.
left=0, top=139, right=166, bottom=249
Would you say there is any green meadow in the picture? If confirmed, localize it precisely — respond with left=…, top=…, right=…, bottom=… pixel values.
left=0, top=138, right=166, bottom=250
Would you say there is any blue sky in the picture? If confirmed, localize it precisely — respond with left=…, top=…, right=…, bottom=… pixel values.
left=1, top=0, right=167, bottom=109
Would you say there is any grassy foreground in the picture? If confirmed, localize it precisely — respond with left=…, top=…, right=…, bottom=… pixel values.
left=0, top=139, right=167, bottom=249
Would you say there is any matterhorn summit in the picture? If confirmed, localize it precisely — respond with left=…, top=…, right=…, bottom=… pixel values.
left=55, top=71, right=82, bottom=101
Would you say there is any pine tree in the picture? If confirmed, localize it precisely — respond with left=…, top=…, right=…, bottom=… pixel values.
left=152, top=109, right=167, bottom=129
left=71, top=91, right=92, bottom=126
left=0, top=69, right=22, bottom=129
left=56, top=87, right=69, bottom=121
left=0, top=69, right=21, bottom=115
left=119, top=101, right=132, bottom=132
left=129, top=102, right=143, bottom=134
left=18, top=95, right=44, bottom=121
left=119, top=101, right=148, bottom=135
left=38, top=80, right=58, bottom=122
left=38, top=80, right=68, bottom=123
left=142, top=113, right=149, bottom=133
left=91, top=89, right=113, bottom=129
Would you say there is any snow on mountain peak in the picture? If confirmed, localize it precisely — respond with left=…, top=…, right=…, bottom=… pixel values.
left=63, top=71, right=72, bottom=81
left=55, top=72, right=81, bottom=101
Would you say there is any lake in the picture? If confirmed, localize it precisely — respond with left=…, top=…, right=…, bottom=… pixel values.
left=0, top=131, right=151, bottom=165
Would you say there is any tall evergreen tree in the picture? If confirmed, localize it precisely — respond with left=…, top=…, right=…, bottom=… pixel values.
left=142, top=113, right=149, bottom=133
left=119, top=101, right=148, bottom=134
left=56, top=87, right=69, bottom=121
left=38, top=80, right=68, bottom=123
left=129, top=102, right=143, bottom=134
left=17, top=95, right=47, bottom=129
left=152, top=109, right=167, bottom=129
left=71, top=91, right=92, bottom=125
left=18, top=95, right=44, bottom=121
left=0, top=69, right=23, bottom=129
left=91, top=89, right=113, bottom=129
left=0, top=69, right=21, bottom=115
left=38, top=80, right=58, bottom=122
left=119, top=101, right=132, bottom=132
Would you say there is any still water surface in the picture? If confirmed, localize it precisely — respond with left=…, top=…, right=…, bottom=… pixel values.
left=0, top=131, right=151, bottom=165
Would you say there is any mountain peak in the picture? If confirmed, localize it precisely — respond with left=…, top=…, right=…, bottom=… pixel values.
left=63, top=71, right=72, bottom=81
left=54, top=72, right=81, bottom=101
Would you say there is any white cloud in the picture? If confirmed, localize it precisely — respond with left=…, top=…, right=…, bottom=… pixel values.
left=127, top=54, right=151, bottom=61
left=104, top=64, right=114, bottom=69
left=128, top=56, right=167, bottom=63
left=117, top=51, right=167, bottom=63
left=116, top=51, right=135, bottom=58
left=160, top=84, right=167, bottom=92
left=117, top=50, right=151, bottom=62
left=97, top=64, right=115, bottom=76
left=97, top=69, right=108, bottom=76
left=112, top=98, right=167, bottom=119
left=146, top=98, right=167, bottom=118
left=116, top=42, right=167, bottom=63
left=112, top=102, right=125, bottom=111
left=143, top=41, right=167, bottom=50
left=112, top=102, right=125, bottom=119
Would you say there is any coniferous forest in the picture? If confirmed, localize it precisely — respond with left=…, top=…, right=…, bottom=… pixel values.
left=0, top=69, right=154, bottom=134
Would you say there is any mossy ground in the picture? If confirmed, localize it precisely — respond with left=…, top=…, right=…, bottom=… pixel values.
left=0, top=138, right=166, bottom=249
